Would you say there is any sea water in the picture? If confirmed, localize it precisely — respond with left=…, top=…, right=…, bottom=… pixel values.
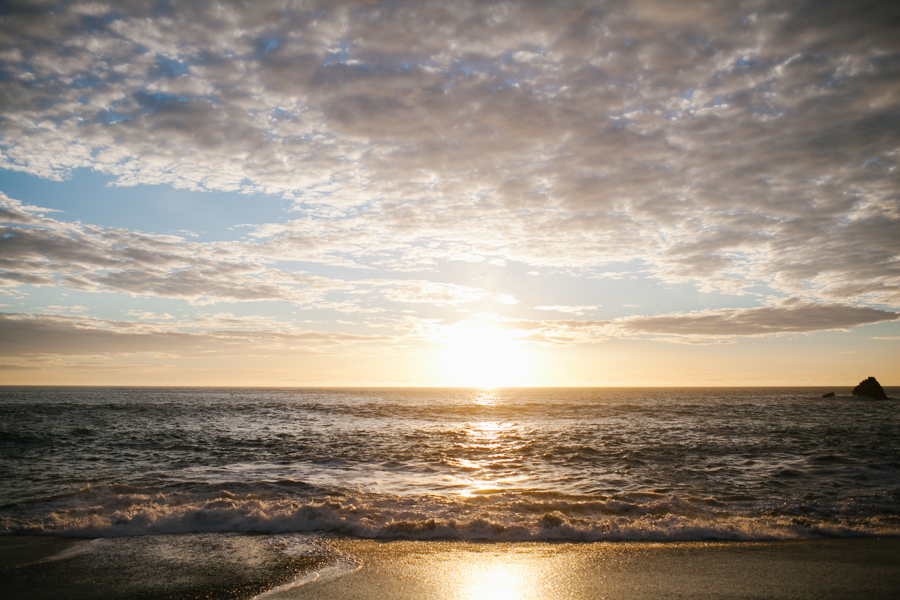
left=1, top=387, right=899, bottom=541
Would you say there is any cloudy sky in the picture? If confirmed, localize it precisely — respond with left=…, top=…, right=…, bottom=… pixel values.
left=1, top=0, right=898, bottom=386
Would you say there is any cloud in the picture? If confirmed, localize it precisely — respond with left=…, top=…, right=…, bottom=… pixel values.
left=3, top=301, right=893, bottom=363
left=615, top=303, right=899, bottom=338
left=469, top=302, right=899, bottom=347
left=0, top=0, right=897, bottom=307
left=493, top=294, right=520, bottom=305
left=42, top=305, right=88, bottom=313
left=1, top=194, right=515, bottom=310
left=375, top=280, right=507, bottom=305
left=487, top=318, right=614, bottom=347
left=0, top=207, right=348, bottom=305
left=0, top=312, right=390, bottom=358
left=124, top=310, right=174, bottom=320
left=534, top=305, right=599, bottom=315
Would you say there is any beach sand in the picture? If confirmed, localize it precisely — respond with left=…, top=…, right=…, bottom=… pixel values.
left=0, top=534, right=332, bottom=600
left=262, top=538, right=900, bottom=600
left=2, top=535, right=899, bottom=599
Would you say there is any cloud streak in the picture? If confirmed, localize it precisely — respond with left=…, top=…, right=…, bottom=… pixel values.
left=1, top=300, right=895, bottom=366
left=1, top=193, right=517, bottom=310
left=615, top=302, right=900, bottom=338
left=488, top=302, right=900, bottom=347
left=0, top=194, right=347, bottom=305
left=0, top=312, right=389, bottom=359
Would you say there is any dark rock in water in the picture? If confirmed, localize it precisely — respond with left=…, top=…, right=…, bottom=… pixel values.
left=821, top=392, right=835, bottom=398
left=852, top=376, right=888, bottom=399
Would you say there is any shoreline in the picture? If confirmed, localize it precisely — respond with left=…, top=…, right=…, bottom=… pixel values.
left=270, top=537, right=900, bottom=600
left=0, top=533, right=333, bottom=600
left=3, top=535, right=900, bottom=600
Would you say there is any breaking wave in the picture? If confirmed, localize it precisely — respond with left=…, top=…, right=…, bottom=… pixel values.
left=3, top=387, right=899, bottom=543
left=3, top=483, right=899, bottom=541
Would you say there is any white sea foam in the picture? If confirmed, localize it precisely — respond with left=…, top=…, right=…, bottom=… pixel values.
left=254, top=537, right=361, bottom=599
left=2, top=484, right=897, bottom=541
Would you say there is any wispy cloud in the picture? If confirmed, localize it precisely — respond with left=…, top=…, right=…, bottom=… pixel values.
left=483, top=302, right=900, bottom=347
left=1, top=194, right=516, bottom=310
left=534, top=305, right=599, bottom=315
left=614, top=303, right=900, bottom=338
left=375, top=280, right=501, bottom=305
left=0, top=312, right=390, bottom=359
left=1, top=300, right=895, bottom=365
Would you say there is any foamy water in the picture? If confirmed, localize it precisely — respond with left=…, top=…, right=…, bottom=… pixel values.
left=1, top=387, right=898, bottom=540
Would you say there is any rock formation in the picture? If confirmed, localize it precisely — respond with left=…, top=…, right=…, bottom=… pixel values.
left=852, top=376, right=888, bottom=399
left=821, top=392, right=835, bottom=398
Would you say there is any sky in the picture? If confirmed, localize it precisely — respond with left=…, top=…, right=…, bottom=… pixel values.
left=0, top=0, right=898, bottom=387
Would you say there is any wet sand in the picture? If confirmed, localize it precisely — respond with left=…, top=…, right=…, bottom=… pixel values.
left=2, top=535, right=899, bottom=599
left=270, top=538, right=900, bottom=600
left=0, top=534, right=331, bottom=600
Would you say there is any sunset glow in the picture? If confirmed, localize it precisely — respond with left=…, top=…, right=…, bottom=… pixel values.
left=0, top=1, right=897, bottom=386
left=438, top=322, right=533, bottom=387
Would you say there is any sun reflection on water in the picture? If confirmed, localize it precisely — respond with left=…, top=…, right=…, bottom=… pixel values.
left=444, top=417, right=532, bottom=497
left=473, top=390, right=499, bottom=406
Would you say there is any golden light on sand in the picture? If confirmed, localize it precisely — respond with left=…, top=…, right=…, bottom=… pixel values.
left=437, top=320, right=532, bottom=387
left=457, top=561, right=538, bottom=600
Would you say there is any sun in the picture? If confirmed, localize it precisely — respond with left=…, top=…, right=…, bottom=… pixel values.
left=437, top=320, right=533, bottom=387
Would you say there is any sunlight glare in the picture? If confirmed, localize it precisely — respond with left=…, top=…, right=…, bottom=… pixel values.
left=446, top=421, right=532, bottom=497
left=473, top=390, right=499, bottom=406
left=457, top=561, right=539, bottom=600
left=438, top=322, right=532, bottom=387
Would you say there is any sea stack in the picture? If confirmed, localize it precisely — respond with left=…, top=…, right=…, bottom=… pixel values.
left=852, top=376, right=888, bottom=400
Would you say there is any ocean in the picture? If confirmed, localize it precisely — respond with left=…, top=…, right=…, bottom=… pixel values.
left=2, top=386, right=898, bottom=542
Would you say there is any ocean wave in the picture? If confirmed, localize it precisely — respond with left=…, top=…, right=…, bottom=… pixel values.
left=2, top=484, right=898, bottom=542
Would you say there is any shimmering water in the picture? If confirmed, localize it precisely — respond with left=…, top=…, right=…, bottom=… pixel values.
left=1, top=386, right=898, bottom=540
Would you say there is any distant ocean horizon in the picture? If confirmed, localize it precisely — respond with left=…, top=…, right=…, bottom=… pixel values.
left=3, top=384, right=892, bottom=388
left=2, top=386, right=898, bottom=542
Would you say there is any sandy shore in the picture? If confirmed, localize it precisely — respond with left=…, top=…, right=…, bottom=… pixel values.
left=2, top=535, right=899, bottom=599
left=0, top=534, right=331, bottom=600
left=270, top=538, right=900, bottom=600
